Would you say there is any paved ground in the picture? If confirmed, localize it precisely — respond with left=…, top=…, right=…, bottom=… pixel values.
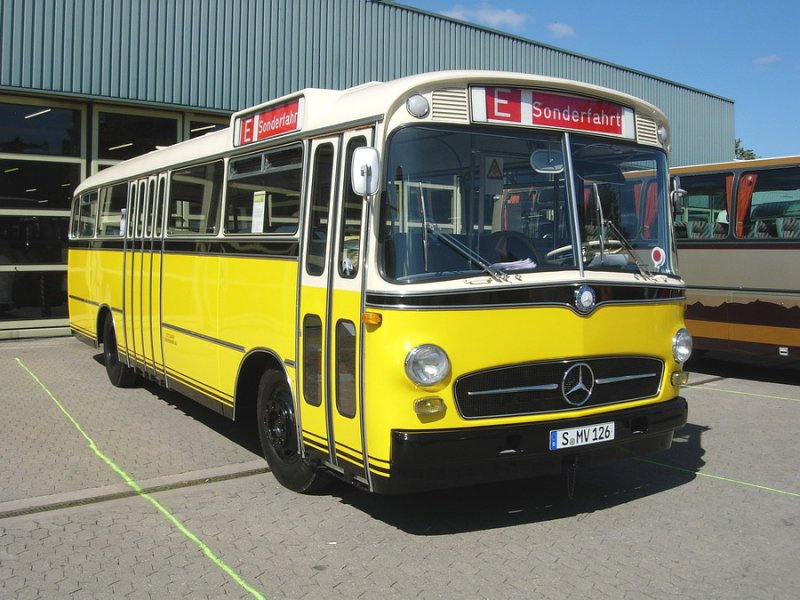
left=1, top=337, right=798, bottom=599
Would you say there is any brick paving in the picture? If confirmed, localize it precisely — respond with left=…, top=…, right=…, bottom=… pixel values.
left=1, top=338, right=798, bottom=599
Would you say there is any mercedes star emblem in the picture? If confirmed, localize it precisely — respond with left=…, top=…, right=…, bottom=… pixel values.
left=562, top=362, right=595, bottom=406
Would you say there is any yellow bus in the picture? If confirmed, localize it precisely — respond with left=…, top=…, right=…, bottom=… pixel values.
left=69, top=71, right=691, bottom=494
left=673, top=155, right=800, bottom=361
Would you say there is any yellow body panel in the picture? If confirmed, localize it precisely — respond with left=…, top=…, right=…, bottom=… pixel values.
left=67, top=248, right=97, bottom=339
left=69, top=245, right=299, bottom=412
left=217, top=256, right=298, bottom=400
left=68, top=248, right=125, bottom=342
left=362, top=301, right=685, bottom=466
left=158, top=253, right=221, bottom=398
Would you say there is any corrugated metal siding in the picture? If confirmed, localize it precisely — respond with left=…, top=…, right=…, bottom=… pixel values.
left=0, top=0, right=733, bottom=165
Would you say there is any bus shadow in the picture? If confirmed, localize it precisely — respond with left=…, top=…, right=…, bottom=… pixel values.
left=687, top=352, right=800, bottom=386
left=331, top=422, right=708, bottom=536
left=90, top=351, right=709, bottom=535
left=91, top=353, right=262, bottom=456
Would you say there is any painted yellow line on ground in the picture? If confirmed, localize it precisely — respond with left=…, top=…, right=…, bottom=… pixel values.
left=635, top=457, right=800, bottom=498
left=16, top=358, right=266, bottom=600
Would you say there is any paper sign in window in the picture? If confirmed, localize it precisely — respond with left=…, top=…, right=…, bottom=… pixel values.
left=252, top=191, right=266, bottom=233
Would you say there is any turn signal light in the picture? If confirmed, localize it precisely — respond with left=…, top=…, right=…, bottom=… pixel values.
left=414, top=397, right=445, bottom=416
left=671, top=371, right=689, bottom=386
left=361, top=312, right=382, bottom=326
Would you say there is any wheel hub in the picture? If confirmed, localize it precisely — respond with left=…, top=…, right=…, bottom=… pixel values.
left=264, top=399, right=292, bottom=456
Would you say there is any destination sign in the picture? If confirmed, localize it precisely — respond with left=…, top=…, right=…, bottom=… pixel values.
left=471, top=87, right=634, bottom=138
left=234, top=97, right=304, bottom=147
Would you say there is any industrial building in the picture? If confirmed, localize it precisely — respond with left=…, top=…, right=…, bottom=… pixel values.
left=0, top=0, right=735, bottom=338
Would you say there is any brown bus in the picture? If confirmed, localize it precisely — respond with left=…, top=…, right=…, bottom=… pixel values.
left=672, top=155, right=800, bottom=361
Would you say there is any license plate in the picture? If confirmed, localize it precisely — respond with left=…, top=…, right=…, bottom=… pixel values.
left=549, top=421, right=615, bottom=450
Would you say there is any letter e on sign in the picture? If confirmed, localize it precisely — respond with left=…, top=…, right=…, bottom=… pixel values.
left=486, top=87, right=521, bottom=123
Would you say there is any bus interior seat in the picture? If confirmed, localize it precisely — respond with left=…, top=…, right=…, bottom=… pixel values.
left=748, top=220, right=776, bottom=238
left=778, top=217, right=800, bottom=238
left=583, top=224, right=599, bottom=240
left=500, top=194, right=528, bottom=232
left=689, top=220, right=710, bottom=239
left=531, top=213, right=553, bottom=239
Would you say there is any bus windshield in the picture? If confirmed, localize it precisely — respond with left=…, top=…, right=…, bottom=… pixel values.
left=381, top=125, right=673, bottom=282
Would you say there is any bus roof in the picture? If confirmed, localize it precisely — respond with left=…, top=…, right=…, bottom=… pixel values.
left=672, top=155, right=800, bottom=175
left=76, top=69, right=669, bottom=196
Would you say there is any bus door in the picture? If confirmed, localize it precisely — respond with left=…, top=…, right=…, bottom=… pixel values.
left=123, top=175, right=165, bottom=379
left=122, top=180, right=142, bottom=367
left=298, top=130, right=372, bottom=483
left=147, top=174, right=168, bottom=381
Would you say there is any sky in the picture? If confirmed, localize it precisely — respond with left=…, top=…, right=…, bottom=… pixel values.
left=397, top=0, right=800, bottom=159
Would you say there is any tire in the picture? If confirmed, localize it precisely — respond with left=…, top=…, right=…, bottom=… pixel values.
left=102, top=314, right=139, bottom=388
left=257, top=370, right=330, bottom=493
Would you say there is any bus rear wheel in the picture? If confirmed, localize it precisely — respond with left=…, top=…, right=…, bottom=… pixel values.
left=256, top=370, right=329, bottom=493
left=102, top=314, right=139, bottom=388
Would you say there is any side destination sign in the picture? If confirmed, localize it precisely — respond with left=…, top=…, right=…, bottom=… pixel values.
left=234, top=97, right=304, bottom=147
left=471, top=87, right=634, bottom=139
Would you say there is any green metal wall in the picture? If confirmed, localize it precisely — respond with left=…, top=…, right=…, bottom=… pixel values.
left=0, top=0, right=733, bottom=166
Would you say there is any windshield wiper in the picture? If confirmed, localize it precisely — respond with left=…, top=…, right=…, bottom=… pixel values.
left=603, top=219, right=653, bottom=280
left=425, top=222, right=507, bottom=282
left=416, top=181, right=506, bottom=282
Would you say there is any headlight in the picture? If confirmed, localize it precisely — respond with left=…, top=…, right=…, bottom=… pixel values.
left=672, top=328, right=693, bottom=363
left=405, top=344, right=450, bottom=386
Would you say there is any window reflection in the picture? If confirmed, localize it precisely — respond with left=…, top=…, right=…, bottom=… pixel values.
left=0, top=215, right=69, bottom=322
left=0, top=102, right=81, bottom=157
left=0, top=160, right=80, bottom=210
left=98, top=112, right=178, bottom=160
left=189, top=121, right=226, bottom=138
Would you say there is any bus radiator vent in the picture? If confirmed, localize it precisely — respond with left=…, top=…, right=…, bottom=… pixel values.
left=431, top=88, right=469, bottom=122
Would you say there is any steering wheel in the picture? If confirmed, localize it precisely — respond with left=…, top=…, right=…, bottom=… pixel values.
left=546, top=239, right=624, bottom=261
left=489, top=231, right=540, bottom=263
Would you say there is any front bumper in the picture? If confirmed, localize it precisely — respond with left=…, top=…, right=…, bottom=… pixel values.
left=371, top=396, right=688, bottom=494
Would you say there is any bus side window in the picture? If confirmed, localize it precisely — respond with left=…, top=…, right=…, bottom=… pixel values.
left=302, top=314, right=322, bottom=407
left=154, top=177, right=166, bottom=237
left=97, top=183, right=127, bottom=237
left=75, top=191, right=98, bottom=238
left=167, top=160, right=224, bottom=235
left=338, top=137, right=367, bottom=278
left=225, top=146, right=303, bottom=235
left=739, top=167, right=800, bottom=239
left=126, top=183, right=137, bottom=239
left=305, top=143, right=335, bottom=276
left=675, top=172, right=730, bottom=240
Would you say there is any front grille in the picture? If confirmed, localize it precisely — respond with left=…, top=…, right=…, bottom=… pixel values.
left=454, top=356, right=663, bottom=419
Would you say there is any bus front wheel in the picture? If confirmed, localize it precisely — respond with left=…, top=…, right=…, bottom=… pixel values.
left=256, top=370, right=329, bottom=493
left=102, top=314, right=139, bottom=388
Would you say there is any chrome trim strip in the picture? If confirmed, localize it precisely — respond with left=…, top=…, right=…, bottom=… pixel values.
left=366, top=295, right=686, bottom=311
left=467, top=383, right=559, bottom=396
left=596, top=372, right=658, bottom=385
